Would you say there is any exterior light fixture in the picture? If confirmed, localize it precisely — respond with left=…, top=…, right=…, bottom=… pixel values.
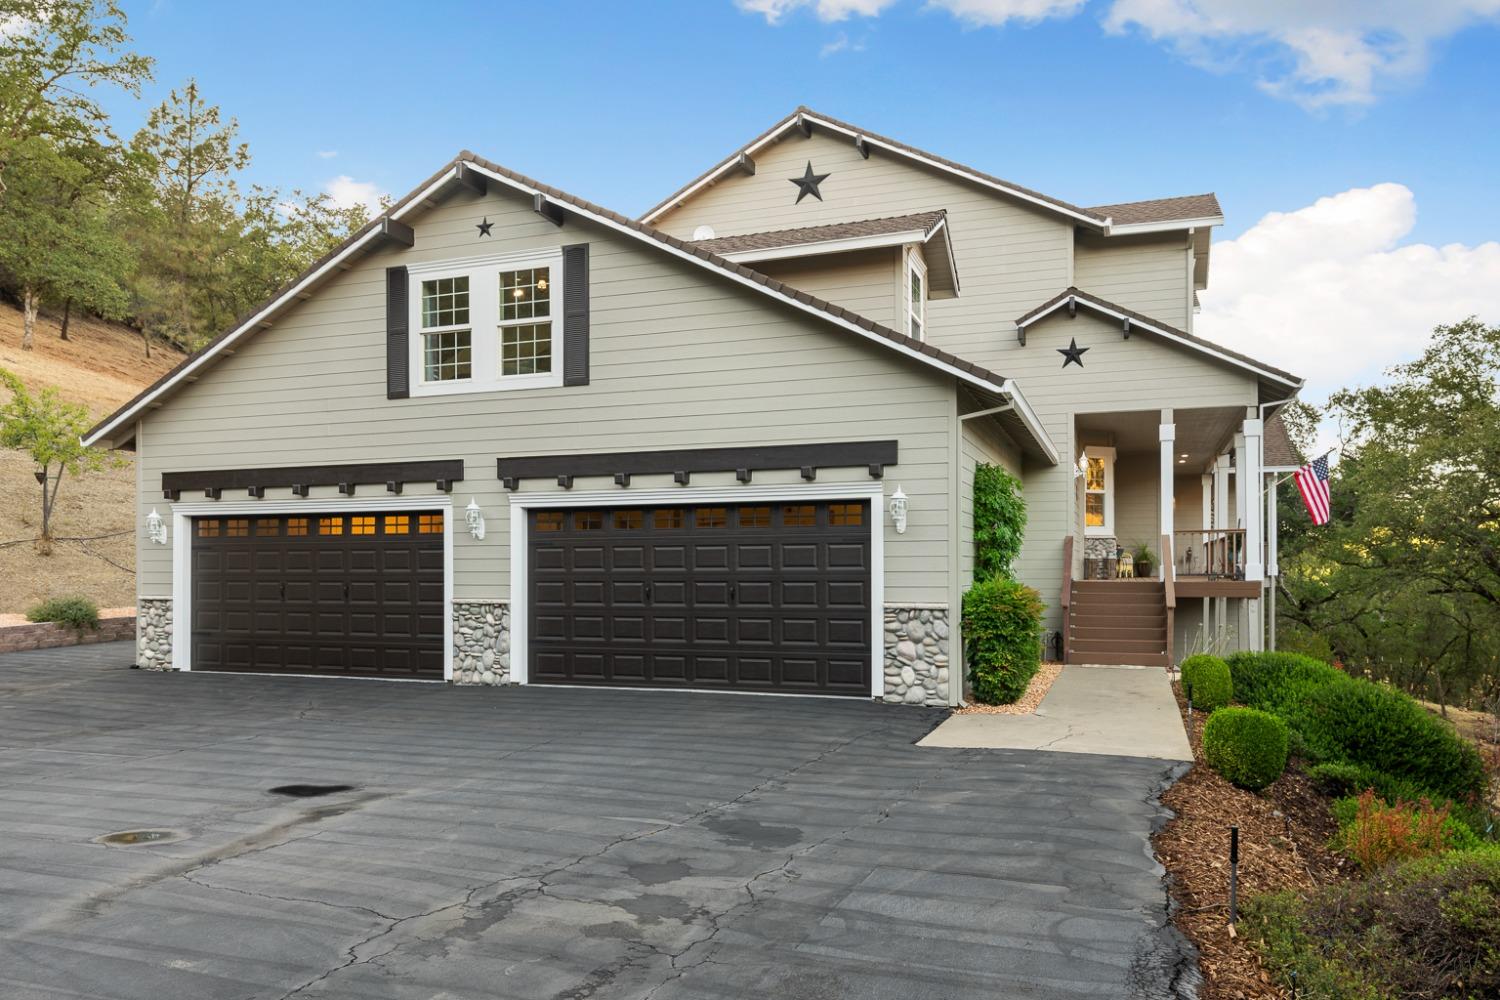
left=1074, top=454, right=1089, bottom=479
left=146, top=508, right=168, bottom=546
left=464, top=498, right=486, bottom=540
left=888, top=485, right=908, bottom=534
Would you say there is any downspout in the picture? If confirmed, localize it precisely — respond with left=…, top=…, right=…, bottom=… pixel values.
left=949, top=393, right=966, bottom=706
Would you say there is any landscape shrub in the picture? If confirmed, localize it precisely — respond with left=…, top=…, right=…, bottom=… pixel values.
left=1333, top=790, right=1463, bottom=871
left=1201, top=707, right=1289, bottom=790
left=973, top=464, right=1026, bottom=578
left=25, top=596, right=99, bottom=631
left=1223, top=650, right=1342, bottom=714
left=1245, top=850, right=1500, bottom=1000
left=1314, top=762, right=1497, bottom=841
left=1179, top=654, right=1232, bottom=710
left=961, top=575, right=1044, bottom=705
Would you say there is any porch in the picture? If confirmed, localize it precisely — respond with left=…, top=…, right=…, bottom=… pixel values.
left=1061, top=405, right=1268, bottom=665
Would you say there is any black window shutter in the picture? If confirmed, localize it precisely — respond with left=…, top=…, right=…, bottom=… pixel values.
left=562, top=243, right=589, bottom=386
left=386, top=266, right=409, bottom=399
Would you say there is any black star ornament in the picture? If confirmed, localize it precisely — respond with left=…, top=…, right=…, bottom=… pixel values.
left=789, top=161, right=830, bottom=203
left=1058, top=338, right=1089, bottom=368
left=476, top=217, right=494, bottom=237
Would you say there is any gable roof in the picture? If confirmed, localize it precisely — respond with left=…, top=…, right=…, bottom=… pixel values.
left=1016, top=287, right=1302, bottom=391
left=641, top=107, right=1220, bottom=238
left=691, top=210, right=945, bottom=255
left=690, top=210, right=959, bottom=297
left=85, top=151, right=1057, bottom=465
left=1087, top=193, right=1223, bottom=230
left=1262, top=411, right=1303, bottom=469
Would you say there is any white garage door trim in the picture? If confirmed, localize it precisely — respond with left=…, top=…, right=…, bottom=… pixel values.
left=169, top=496, right=455, bottom=679
left=509, top=481, right=887, bottom=698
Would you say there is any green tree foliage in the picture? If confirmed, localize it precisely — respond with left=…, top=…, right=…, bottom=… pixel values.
left=0, top=136, right=132, bottom=349
left=973, top=463, right=1026, bottom=578
left=0, top=368, right=112, bottom=538
left=1276, top=319, right=1500, bottom=712
left=0, top=0, right=152, bottom=198
left=961, top=575, right=1044, bottom=704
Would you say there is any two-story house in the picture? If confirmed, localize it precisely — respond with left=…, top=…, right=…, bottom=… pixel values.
left=88, top=108, right=1301, bottom=707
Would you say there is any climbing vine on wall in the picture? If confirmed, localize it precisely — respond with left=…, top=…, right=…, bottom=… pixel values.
left=974, top=463, right=1026, bottom=578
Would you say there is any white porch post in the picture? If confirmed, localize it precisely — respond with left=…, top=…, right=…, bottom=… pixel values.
left=1240, top=417, right=1263, bottom=583
left=1267, top=469, right=1279, bottom=651
left=1213, top=452, right=1230, bottom=636
left=1159, top=409, right=1174, bottom=568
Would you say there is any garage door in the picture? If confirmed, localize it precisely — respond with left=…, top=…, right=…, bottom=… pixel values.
left=190, top=511, right=444, bottom=677
left=529, top=501, right=871, bottom=695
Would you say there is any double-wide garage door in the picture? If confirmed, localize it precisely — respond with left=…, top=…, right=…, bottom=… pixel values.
left=190, top=511, right=444, bottom=677
left=529, top=500, right=872, bottom=695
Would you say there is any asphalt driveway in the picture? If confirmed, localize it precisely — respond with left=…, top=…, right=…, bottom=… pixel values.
left=0, top=643, right=1194, bottom=999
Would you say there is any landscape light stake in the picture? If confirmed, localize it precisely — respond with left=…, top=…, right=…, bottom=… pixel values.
left=1228, top=825, right=1240, bottom=924
left=1185, top=682, right=1193, bottom=719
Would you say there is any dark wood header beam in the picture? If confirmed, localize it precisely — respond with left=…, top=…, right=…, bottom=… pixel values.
left=497, top=441, right=898, bottom=489
left=163, top=459, right=465, bottom=499
left=378, top=218, right=415, bottom=247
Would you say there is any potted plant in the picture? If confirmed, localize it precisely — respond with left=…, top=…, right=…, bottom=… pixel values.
left=1131, top=544, right=1155, bottom=578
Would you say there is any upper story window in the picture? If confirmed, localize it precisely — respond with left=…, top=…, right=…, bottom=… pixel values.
left=906, top=251, right=927, bottom=341
left=408, top=250, right=564, bottom=396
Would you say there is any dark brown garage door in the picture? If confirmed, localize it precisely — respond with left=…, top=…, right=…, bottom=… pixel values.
left=190, top=511, right=444, bottom=677
left=529, top=501, right=871, bottom=695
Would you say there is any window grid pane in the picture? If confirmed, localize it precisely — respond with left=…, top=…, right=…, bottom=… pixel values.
left=575, top=511, right=604, bottom=531
left=319, top=516, right=343, bottom=535
left=500, top=323, right=552, bottom=377
left=197, top=519, right=220, bottom=537
left=286, top=518, right=308, bottom=536
left=695, top=507, right=727, bottom=528
left=535, top=511, right=564, bottom=532
left=384, top=515, right=410, bottom=535
left=418, top=513, right=444, bottom=534
left=653, top=509, right=684, bottom=530
left=739, top=506, right=770, bottom=528
left=829, top=503, right=863, bottom=527
left=351, top=516, right=376, bottom=535
left=226, top=518, right=249, bottom=537
left=254, top=518, right=280, bottom=536
left=1086, top=493, right=1106, bottom=527
left=613, top=510, right=643, bottom=530
left=421, top=275, right=470, bottom=328
left=783, top=504, right=816, bottom=527
left=500, top=267, right=551, bottom=322
left=424, top=329, right=472, bottom=382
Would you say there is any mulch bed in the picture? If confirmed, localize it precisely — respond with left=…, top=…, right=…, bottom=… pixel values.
left=1153, top=683, right=1353, bottom=1000
left=954, top=661, right=1063, bottom=715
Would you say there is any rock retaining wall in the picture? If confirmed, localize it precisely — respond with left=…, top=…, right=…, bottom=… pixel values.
left=0, top=615, right=136, bottom=654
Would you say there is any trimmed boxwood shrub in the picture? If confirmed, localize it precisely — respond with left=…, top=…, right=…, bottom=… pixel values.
left=961, top=575, right=1044, bottom=705
left=1202, top=706, right=1289, bottom=790
left=1179, top=654, right=1232, bottom=710
left=1224, top=650, right=1342, bottom=715
left=25, top=595, right=99, bottom=631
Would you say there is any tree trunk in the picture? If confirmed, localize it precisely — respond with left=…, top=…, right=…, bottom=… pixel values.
left=21, top=287, right=38, bottom=351
left=142, top=326, right=152, bottom=359
left=39, top=464, right=52, bottom=539
left=59, top=298, right=72, bottom=341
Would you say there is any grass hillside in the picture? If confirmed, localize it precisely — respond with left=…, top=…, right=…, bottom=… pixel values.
left=0, top=301, right=184, bottom=613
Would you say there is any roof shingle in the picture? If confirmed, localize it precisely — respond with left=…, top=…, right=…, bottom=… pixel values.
left=690, top=211, right=946, bottom=255
left=1089, top=193, right=1223, bottom=227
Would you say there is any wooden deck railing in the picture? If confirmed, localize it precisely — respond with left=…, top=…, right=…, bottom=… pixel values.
left=1060, top=535, right=1074, bottom=664
left=1173, top=528, right=1247, bottom=579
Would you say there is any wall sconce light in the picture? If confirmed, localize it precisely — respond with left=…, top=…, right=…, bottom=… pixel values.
left=464, top=498, right=485, bottom=540
left=1074, top=454, right=1088, bottom=479
left=888, top=485, right=908, bottom=535
left=146, top=507, right=168, bottom=545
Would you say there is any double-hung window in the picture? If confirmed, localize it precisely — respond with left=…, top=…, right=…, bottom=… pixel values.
left=419, top=275, right=472, bottom=383
left=1083, top=445, right=1115, bottom=537
left=906, top=251, right=927, bottom=340
left=408, top=249, right=563, bottom=396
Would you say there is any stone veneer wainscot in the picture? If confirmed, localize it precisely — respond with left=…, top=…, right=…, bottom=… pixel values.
left=883, top=606, right=948, bottom=706
left=136, top=597, right=173, bottom=671
left=452, top=601, right=510, bottom=685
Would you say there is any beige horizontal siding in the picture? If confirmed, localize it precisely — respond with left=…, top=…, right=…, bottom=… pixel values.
left=753, top=248, right=901, bottom=330
left=1074, top=232, right=1192, bottom=331
left=137, top=182, right=959, bottom=605
left=958, top=409, right=1023, bottom=587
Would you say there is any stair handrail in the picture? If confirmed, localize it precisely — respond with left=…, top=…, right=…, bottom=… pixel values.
left=1060, top=535, right=1074, bottom=663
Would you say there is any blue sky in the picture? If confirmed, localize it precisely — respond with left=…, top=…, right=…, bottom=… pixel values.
left=110, top=0, right=1500, bottom=404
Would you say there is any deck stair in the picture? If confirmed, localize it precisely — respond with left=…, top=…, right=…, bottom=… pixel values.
left=1066, top=579, right=1169, bottom=667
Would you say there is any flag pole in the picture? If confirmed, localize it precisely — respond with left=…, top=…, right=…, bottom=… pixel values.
left=1262, top=446, right=1338, bottom=495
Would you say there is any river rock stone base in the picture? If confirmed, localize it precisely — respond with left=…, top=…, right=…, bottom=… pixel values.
left=453, top=601, right=510, bottom=685
left=883, top=607, right=948, bottom=706
left=136, top=598, right=173, bottom=671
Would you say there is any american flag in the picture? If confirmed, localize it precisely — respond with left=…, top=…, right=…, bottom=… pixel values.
left=1294, top=454, right=1332, bottom=525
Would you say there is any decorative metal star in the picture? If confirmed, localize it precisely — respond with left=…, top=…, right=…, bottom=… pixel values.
left=788, top=161, right=830, bottom=203
left=476, top=217, right=494, bottom=237
left=1058, top=337, right=1089, bottom=368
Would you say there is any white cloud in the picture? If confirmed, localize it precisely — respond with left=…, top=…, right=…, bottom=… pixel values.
left=736, top=0, right=896, bottom=23
left=925, top=0, right=1085, bottom=27
left=1198, top=183, right=1500, bottom=406
left=323, top=175, right=386, bottom=215
left=735, top=0, right=1500, bottom=108
left=316, top=150, right=338, bottom=160
left=1103, top=0, right=1500, bottom=109
left=819, top=31, right=868, bottom=55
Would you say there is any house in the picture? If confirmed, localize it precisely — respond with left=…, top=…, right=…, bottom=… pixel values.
left=87, top=108, right=1301, bottom=706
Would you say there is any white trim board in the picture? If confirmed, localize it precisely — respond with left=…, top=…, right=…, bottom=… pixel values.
left=168, top=495, right=455, bottom=680
left=506, top=481, right=887, bottom=698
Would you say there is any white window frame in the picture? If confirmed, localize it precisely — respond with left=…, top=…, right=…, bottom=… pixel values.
left=415, top=273, right=474, bottom=387
left=407, top=248, right=565, bottom=397
left=1083, top=445, right=1115, bottom=537
left=906, top=248, right=927, bottom=341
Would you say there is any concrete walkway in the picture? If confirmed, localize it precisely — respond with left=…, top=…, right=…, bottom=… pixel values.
left=920, top=665, right=1193, bottom=761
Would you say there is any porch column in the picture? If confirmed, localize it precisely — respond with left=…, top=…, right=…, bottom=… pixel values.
left=1240, top=417, right=1263, bottom=582
left=1159, top=409, right=1175, bottom=565
left=1267, top=468, right=1279, bottom=650
left=1213, top=453, right=1230, bottom=636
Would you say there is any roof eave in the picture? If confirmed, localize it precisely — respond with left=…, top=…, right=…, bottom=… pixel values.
left=1105, top=215, right=1223, bottom=236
